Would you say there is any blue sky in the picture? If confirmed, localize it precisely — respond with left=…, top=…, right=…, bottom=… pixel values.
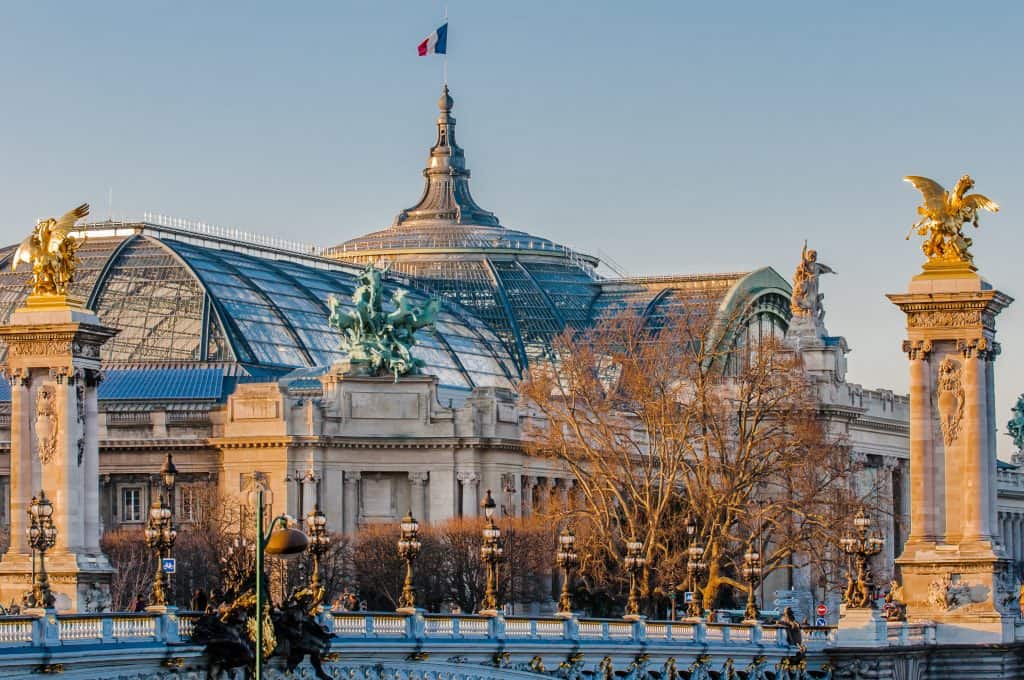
left=1, top=1, right=1022, bottom=453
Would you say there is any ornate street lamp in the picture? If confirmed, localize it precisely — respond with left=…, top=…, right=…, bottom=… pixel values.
left=26, top=491, right=57, bottom=609
left=840, top=508, right=884, bottom=609
left=305, top=504, right=330, bottom=593
left=685, top=515, right=707, bottom=618
left=742, top=543, right=762, bottom=622
left=250, top=480, right=310, bottom=680
left=160, top=451, right=178, bottom=492
left=479, top=489, right=504, bottom=616
left=555, top=525, right=578, bottom=618
left=396, top=511, right=422, bottom=613
left=144, top=496, right=177, bottom=607
left=623, top=536, right=646, bottom=620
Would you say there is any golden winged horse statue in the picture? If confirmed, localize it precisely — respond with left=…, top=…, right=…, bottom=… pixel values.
left=904, top=175, right=998, bottom=264
left=12, top=203, right=90, bottom=296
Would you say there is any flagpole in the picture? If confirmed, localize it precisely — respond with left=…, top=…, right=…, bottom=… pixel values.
left=443, top=5, right=449, bottom=86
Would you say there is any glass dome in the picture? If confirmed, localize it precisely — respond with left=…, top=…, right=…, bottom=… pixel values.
left=0, top=227, right=516, bottom=390
left=326, top=86, right=602, bottom=370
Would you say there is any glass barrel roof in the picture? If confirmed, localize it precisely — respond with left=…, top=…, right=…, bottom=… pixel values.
left=0, top=231, right=516, bottom=390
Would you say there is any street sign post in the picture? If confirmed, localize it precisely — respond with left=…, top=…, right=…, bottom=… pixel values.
left=816, top=603, right=828, bottom=617
left=815, top=616, right=827, bottom=626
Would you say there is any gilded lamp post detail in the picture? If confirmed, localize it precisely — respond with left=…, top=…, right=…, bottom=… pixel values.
left=684, top=516, right=706, bottom=619
left=479, top=490, right=503, bottom=616
left=555, top=526, right=578, bottom=618
left=26, top=491, right=57, bottom=609
left=144, top=497, right=176, bottom=608
left=840, top=509, right=884, bottom=609
left=306, top=505, right=330, bottom=598
left=742, top=544, right=762, bottom=622
left=623, top=537, right=646, bottom=620
left=396, top=511, right=422, bottom=613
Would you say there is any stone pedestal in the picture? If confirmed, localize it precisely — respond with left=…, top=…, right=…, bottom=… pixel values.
left=0, top=295, right=117, bottom=611
left=836, top=606, right=887, bottom=646
left=888, top=262, right=1016, bottom=637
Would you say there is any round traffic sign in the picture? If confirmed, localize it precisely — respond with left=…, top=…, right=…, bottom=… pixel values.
left=816, top=603, right=828, bottom=617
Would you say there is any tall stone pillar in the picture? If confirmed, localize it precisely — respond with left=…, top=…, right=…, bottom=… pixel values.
left=408, top=472, right=428, bottom=522
left=0, top=296, right=117, bottom=611
left=521, top=476, right=535, bottom=518
left=343, top=472, right=360, bottom=535
left=457, top=472, right=479, bottom=518
left=888, top=261, right=1015, bottom=633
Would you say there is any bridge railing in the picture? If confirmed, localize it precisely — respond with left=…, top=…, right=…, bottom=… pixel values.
left=0, top=610, right=177, bottom=648
left=0, top=608, right=843, bottom=653
left=327, top=610, right=812, bottom=649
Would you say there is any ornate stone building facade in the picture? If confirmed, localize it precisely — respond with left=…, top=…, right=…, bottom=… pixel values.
left=0, top=87, right=1021, bottom=612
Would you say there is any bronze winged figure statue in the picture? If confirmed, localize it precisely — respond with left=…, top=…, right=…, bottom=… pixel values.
left=904, top=175, right=998, bottom=264
left=12, top=203, right=90, bottom=296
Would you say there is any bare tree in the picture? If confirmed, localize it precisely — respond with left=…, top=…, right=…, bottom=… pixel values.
left=521, top=302, right=864, bottom=610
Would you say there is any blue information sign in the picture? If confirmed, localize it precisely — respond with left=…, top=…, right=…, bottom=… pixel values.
left=161, top=557, right=176, bottom=574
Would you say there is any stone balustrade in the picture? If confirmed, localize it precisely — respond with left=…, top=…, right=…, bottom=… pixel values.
left=2, top=609, right=969, bottom=679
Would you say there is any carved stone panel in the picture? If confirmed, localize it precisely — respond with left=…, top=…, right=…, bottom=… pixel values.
left=936, top=356, right=965, bottom=447
left=34, top=383, right=59, bottom=465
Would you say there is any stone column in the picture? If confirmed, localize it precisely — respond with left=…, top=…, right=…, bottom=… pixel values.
left=457, top=472, right=479, bottom=518
left=879, top=458, right=898, bottom=573
left=889, top=263, right=1013, bottom=628
left=521, top=476, right=535, bottom=518
left=558, top=479, right=571, bottom=509
left=534, top=478, right=551, bottom=515
left=408, top=472, right=428, bottom=522
left=343, top=472, right=360, bottom=535
left=5, top=368, right=30, bottom=555
left=301, top=474, right=317, bottom=517
left=904, top=340, right=936, bottom=543
left=0, top=298, right=117, bottom=611
left=960, top=339, right=992, bottom=544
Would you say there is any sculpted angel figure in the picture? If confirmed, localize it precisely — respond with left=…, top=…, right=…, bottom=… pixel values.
left=790, top=241, right=835, bottom=322
left=12, top=203, right=90, bottom=296
left=904, top=175, right=998, bottom=264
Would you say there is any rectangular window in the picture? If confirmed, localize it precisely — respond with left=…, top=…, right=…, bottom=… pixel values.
left=121, top=487, right=142, bottom=523
left=178, top=485, right=201, bottom=523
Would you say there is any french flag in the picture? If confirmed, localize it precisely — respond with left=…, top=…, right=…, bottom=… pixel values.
left=417, top=23, right=447, bottom=56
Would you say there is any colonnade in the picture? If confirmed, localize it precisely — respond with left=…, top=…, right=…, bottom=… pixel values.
left=998, top=511, right=1024, bottom=572
left=328, top=470, right=579, bottom=536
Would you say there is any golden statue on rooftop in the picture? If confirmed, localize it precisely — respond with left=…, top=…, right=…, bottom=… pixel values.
left=12, top=203, right=89, bottom=296
left=904, top=175, right=998, bottom=265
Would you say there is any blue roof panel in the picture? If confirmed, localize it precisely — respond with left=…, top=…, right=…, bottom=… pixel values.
left=98, top=368, right=225, bottom=401
left=0, top=367, right=225, bottom=403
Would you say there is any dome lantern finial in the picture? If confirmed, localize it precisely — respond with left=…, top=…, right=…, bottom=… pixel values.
left=439, top=84, right=453, bottom=114
left=391, top=87, right=501, bottom=229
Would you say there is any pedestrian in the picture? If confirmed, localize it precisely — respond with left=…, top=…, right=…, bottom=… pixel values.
left=131, top=594, right=147, bottom=613
left=190, top=588, right=208, bottom=612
